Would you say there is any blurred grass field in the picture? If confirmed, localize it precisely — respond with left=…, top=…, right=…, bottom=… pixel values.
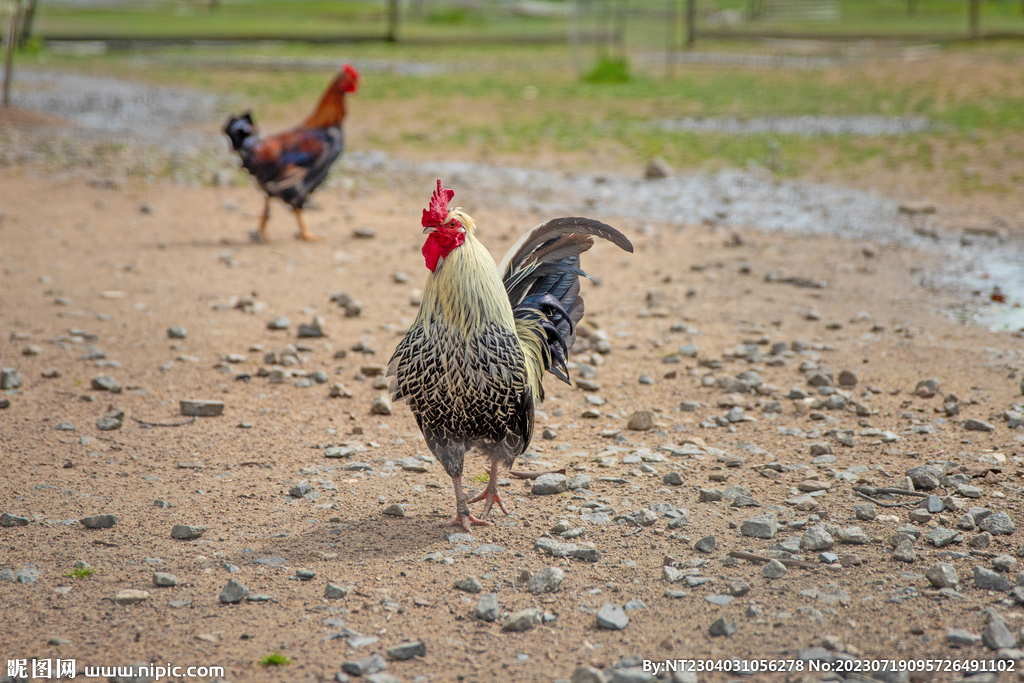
left=9, top=0, right=1024, bottom=205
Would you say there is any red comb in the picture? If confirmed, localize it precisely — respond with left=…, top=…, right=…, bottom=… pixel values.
left=421, top=179, right=454, bottom=228
left=343, top=64, right=359, bottom=81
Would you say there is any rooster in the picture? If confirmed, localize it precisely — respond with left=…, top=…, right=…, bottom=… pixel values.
left=223, top=64, right=359, bottom=242
left=387, top=180, right=633, bottom=530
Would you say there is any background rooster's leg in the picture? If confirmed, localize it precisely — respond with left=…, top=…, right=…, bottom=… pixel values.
left=293, top=209, right=323, bottom=241
left=467, top=459, right=508, bottom=518
left=257, top=196, right=271, bottom=243
left=447, top=475, right=492, bottom=531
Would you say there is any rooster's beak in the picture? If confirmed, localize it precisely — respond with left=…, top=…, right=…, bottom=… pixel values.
left=422, top=226, right=436, bottom=234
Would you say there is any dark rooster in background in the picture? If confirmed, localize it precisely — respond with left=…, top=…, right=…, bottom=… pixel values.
left=223, top=64, right=359, bottom=242
left=388, top=180, right=633, bottom=530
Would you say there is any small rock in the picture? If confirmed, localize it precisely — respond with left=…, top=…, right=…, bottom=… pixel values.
left=475, top=593, right=500, bottom=622
left=170, top=524, right=206, bottom=540
left=570, top=666, right=607, bottom=683
left=914, top=379, right=940, bottom=398
left=925, top=527, right=960, bottom=547
left=708, top=617, right=737, bottom=637
left=0, top=513, right=30, bottom=527
left=381, top=503, right=406, bottom=518
left=220, top=578, right=249, bottom=603
left=329, top=383, right=353, bottom=398
left=81, top=514, right=117, bottom=529
left=325, top=583, right=348, bottom=599
left=626, top=411, right=655, bottom=431
left=167, top=326, right=187, bottom=339
left=893, top=539, right=917, bottom=563
left=91, top=375, right=120, bottom=392
left=454, top=576, right=483, bottom=594
left=645, top=157, right=673, bottom=180
left=153, top=572, right=178, bottom=587
left=740, top=514, right=777, bottom=539
left=502, top=608, right=539, bottom=631
left=763, top=559, right=787, bottom=579
left=532, top=473, right=569, bottom=495
left=596, top=603, right=629, bottom=630
left=964, top=418, right=995, bottom=432
left=113, top=589, right=150, bottom=605
left=387, top=641, right=426, bottom=661
left=0, top=368, right=23, bottom=390
left=925, top=563, right=959, bottom=588
left=370, top=395, right=392, bottom=415
left=694, top=535, right=716, bottom=554
left=853, top=503, right=876, bottom=521
left=297, top=317, right=326, bottom=338
left=982, top=612, right=1016, bottom=651
left=974, top=566, right=1012, bottom=591
left=267, top=316, right=290, bottom=330
left=663, top=471, right=684, bottom=486
left=343, top=654, right=387, bottom=677
left=800, top=526, right=834, bottom=551
left=980, top=511, right=1015, bottom=535
left=906, top=465, right=941, bottom=490
left=180, top=400, right=224, bottom=417
left=527, top=567, right=564, bottom=594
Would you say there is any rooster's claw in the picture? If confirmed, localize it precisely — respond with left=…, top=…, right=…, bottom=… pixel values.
left=445, top=514, right=493, bottom=532
left=468, top=488, right=508, bottom=518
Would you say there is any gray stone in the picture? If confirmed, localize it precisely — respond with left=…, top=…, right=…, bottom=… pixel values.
left=167, top=326, right=187, bottom=339
left=947, top=629, right=981, bottom=645
left=325, top=583, right=348, bottom=599
left=1, top=512, right=30, bottom=527
left=267, top=316, right=290, bottom=330
left=626, top=410, right=655, bottom=431
left=454, top=576, right=483, bottom=593
left=852, top=503, right=876, bottom=521
left=571, top=666, right=608, bottom=683
left=763, top=559, right=787, bottom=579
left=387, top=641, right=425, bottom=661
left=289, top=482, right=312, bottom=498
left=955, top=483, right=983, bottom=498
left=921, top=494, right=945, bottom=513
left=698, top=488, right=723, bottom=502
left=0, top=368, right=23, bottom=390
left=343, top=654, right=387, bottom=677
left=180, top=400, right=224, bottom=417
left=708, top=617, right=737, bottom=637
left=370, top=395, right=392, bottom=415
left=925, top=527, right=960, bottom=547
left=568, top=474, right=591, bottom=490
left=892, top=539, right=917, bottom=563
left=983, top=612, right=1016, bottom=650
left=596, top=603, right=629, bottom=630
left=96, top=410, right=124, bottom=431
left=532, top=473, right=569, bottom=495
left=956, top=513, right=976, bottom=530
left=527, top=567, right=564, bottom=594
left=297, top=317, right=326, bottom=338
left=974, top=566, right=1013, bottom=591
left=993, top=554, right=1017, bottom=573
left=914, top=379, right=940, bottom=398
left=838, top=370, right=858, bottom=387
left=969, top=532, right=992, bottom=549
left=534, top=536, right=601, bottom=562
left=502, top=608, right=539, bottom=631
left=171, top=524, right=206, bottom=540
left=295, top=568, right=316, bottom=581
left=663, top=471, right=684, bottom=486
left=740, top=514, right=777, bottom=539
left=906, top=466, right=941, bottom=490
left=980, top=511, right=1016, bottom=535
left=694, top=535, right=716, bottom=553
left=153, top=572, right=178, bottom=587
left=925, top=563, right=959, bottom=588
left=219, top=578, right=249, bottom=603
left=382, top=504, right=406, bottom=518
left=800, top=525, right=834, bottom=551
left=837, top=526, right=869, bottom=545
left=964, top=418, right=995, bottom=432
left=475, top=593, right=500, bottom=622
left=81, top=514, right=117, bottom=529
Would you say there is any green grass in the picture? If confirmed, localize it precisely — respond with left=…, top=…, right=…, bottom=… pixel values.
left=257, top=652, right=293, bottom=667
left=66, top=567, right=95, bottom=579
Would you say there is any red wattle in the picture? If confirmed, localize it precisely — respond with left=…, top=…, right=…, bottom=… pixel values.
left=422, top=231, right=464, bottom=272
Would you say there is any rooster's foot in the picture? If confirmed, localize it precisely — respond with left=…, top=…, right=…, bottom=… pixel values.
left=468, top=488, right=508, bottom=517
left=444, top=514, right=493, bottom=532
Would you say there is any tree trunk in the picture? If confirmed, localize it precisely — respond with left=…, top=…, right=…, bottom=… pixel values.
left=17, top=0, right=35, bottom=47
left=685, top=0, right=695, bottom=47
left=3, top=1, right=19, bottom=108
left=386, top=0, right=400, bottom=42
left=969, top=0, right=980, bottom=37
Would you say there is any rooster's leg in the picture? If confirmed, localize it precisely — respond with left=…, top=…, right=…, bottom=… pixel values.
left=293, top=209, right=324, bottom=242
left=257, top=196, right=271, bottom=243
left=467, top=459, right=508, bottom=518
left=445, top=475, right=493, bottom=531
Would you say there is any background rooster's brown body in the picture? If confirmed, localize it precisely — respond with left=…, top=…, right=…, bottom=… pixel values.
left=388, top=181, right=633, bottom=530
left=223, top=65, right=359, bottom=242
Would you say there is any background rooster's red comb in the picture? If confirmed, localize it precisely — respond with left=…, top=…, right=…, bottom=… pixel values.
left=421, top=179, right=455, bottom=228
left=343, top=64, right=359, bottom=81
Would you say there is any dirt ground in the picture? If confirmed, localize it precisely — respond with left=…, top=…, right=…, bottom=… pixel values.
left=2, top=116, right=1024, bottom=683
